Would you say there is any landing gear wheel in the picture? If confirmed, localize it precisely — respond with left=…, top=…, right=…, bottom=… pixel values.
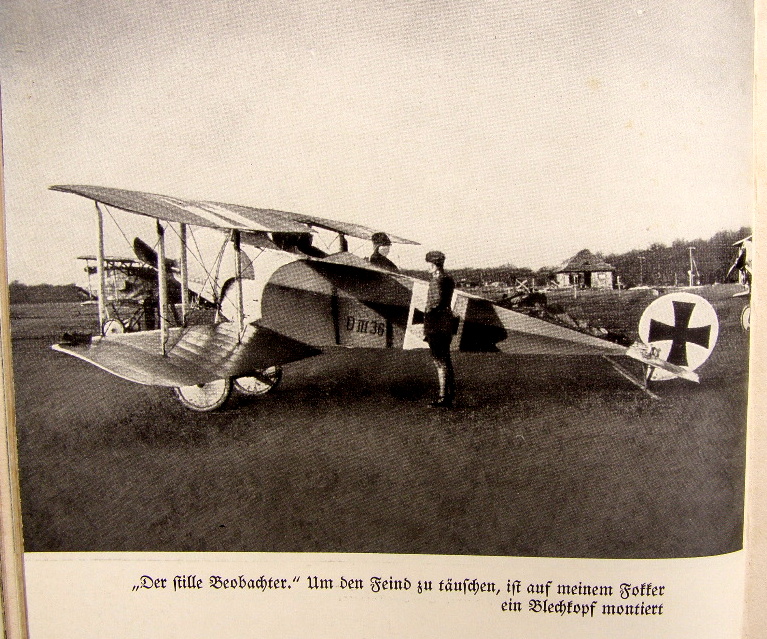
left=174, top=378, right=232, bottom=412
left=234, top=366, right=283, bottom=396
left=102, top=318, right=125, bottom=335
left=741, top=304, right=751, bottom=332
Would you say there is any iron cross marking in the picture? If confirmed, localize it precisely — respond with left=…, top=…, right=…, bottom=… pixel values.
left=648, top=301, right=711, bottom=367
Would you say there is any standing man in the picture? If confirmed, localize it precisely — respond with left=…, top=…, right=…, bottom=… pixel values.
left=423, top=250, right=456, bottom=408
left=369, top=232, right=399, bottom=271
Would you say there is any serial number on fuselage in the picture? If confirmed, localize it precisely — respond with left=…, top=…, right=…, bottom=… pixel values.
left=346, top=315, right=386, bottom=336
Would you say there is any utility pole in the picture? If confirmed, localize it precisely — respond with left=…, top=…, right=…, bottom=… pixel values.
left=688, top=246, right=696, bottom=287
left=638, top=256, right=645, bottom=285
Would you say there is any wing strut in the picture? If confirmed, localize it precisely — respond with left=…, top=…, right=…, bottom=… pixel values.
left=95, top=202, right=108, bottom=330
left=233, top=229, right=244, bottom=336
left=179, top=222, right=189, bottom=325
left=157, top=220, right=169, bottom=355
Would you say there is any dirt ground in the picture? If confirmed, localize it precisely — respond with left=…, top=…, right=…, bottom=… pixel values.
left=9, top=285, right=749, bottom=557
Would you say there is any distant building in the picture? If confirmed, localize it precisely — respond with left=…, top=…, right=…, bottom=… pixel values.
left=554, top=249, right=615, bottom=289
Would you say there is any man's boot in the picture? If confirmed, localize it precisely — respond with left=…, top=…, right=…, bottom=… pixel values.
left=430, top=364, right=452, bottom=408
left=444, top=359, right=456, bottom=405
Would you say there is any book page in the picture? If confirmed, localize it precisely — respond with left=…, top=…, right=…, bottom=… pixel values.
left=744, top=1, right=765, bottom=636
left=0, top=1, right=757, bottom=636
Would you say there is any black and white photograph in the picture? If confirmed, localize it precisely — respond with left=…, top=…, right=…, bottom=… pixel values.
left=0, top=0, right=753, bottom=566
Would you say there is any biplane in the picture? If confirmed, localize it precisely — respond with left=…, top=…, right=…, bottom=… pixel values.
left=50, top=185, right=720, bottom=411
left=77, top=242, right=182, bottom=334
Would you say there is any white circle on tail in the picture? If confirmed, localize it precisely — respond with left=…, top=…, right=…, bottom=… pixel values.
left=637, top=292, right=719, bottom=381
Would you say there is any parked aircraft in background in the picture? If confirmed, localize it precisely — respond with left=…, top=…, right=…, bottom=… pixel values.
left=727, top=234, right=752, bottom=331
left=77, top=240, right=183, bottom=334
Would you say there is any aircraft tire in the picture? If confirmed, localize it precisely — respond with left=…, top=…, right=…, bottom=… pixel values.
left=741, top=304, right=751, bottom=332
left=234, top=366, right=283, bottom=396
left=174, top=378, right=232, bottom=412
left=102, top=318, right=126, bottom=335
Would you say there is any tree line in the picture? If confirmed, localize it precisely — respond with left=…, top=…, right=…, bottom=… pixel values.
left=8, top=281, right=89, bottom=304
left=601, top=227, right=751, bottom=288
left=406, top=226, right=752, bottom=289
left=9, top=225, right=752, bottom=302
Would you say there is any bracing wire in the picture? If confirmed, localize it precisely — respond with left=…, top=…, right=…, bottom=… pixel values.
left=162, top=225, right=229, bottom=335
left=181, top=225, right=228, bottom=300
left=102, top=205, right=136, bottom=254
left=211, top=236, right=230, bottom=323
left=93, top=207, right=249, bottom=350
left=165, top=223, right=208, bottom=275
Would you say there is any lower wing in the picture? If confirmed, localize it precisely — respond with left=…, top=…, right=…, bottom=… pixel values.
left=52, top=322, right=321, bottom=387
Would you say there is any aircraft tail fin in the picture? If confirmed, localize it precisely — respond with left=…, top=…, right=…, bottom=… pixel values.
left=631, top=292, right=719, bottom=383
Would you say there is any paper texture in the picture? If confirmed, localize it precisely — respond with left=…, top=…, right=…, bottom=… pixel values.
left=0, top=0, right=761, bottom=636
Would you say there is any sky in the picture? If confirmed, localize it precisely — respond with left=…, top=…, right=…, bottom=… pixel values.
left=0, top=0, right=754, bottom=284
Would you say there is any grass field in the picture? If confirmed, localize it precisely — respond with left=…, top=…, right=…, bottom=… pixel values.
left=10, top=284, right=749, bottom=557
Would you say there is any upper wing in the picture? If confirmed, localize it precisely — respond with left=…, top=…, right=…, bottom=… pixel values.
left=284, top=212, right=419, bottom=245
left=51, top=185, right=310, bottom=233
left=51, top=185, right=419, bottom=243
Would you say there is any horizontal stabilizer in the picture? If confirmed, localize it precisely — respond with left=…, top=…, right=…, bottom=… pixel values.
left=458, top=296, right=628, bottom=356
left=625, top=342, right=700, bottom=383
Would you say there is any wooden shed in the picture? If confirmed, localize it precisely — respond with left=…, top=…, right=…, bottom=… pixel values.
left=554, top=249, right=615, bottom=289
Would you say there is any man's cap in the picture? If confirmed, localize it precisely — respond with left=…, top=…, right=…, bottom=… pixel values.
left=425, top=250, right=446, bottom=266
left=371, top=232, right=392, bottom=246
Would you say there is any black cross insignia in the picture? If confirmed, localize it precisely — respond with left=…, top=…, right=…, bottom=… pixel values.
left=648, top=301, right=711, bottom=367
